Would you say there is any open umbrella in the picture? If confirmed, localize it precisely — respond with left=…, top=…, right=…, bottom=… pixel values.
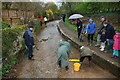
left=69, top=14, right=83, bottom=19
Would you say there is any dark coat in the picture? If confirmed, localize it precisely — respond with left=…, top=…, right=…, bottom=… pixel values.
left=100, top=34, right=106, bottom=42
left=105, top=24, right=115, bottom=39
left=100, top=28, right=106, bottom=42
left=77, top=21, right=82, bottom=29
left=23, top=29, right=34, bottom=46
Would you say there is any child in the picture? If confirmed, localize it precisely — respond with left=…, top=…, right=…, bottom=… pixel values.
left=85, top=19, right=97, bottom=46
left=80, top=24, right=86, bottom=42
left=100, top=29, right=106, bottom=51
left=111, top=33, right=120, bottom=58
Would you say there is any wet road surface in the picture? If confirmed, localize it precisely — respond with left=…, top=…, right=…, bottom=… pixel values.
left=16, top=21, right=116, bottom=78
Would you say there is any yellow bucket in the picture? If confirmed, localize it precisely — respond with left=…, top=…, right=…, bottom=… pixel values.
left=74, top=63, right=81, bottom=71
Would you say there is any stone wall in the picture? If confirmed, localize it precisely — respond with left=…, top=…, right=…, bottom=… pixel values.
left=2, top=10, right=34, bottom=18
left=2, top=10, right=35, bottom=24
left=8, top=32, right=24, bottom=57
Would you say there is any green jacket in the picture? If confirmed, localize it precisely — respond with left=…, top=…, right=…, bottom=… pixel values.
left=80, top=47, right=93, bottom=57
left=57, top=41, right=71, bottom=67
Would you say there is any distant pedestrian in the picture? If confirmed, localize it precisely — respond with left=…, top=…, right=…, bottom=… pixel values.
left=39, top=16, right=43, bottom=26
left=103, top=21, right=115, bottom=52
left=57, top=40, right=71, bottom=70
left=111, top=33, right=120, bottom=58
left=23, top=25, right=35, bottom=60
left=76, top=19, right=83, bottom=39
left=95, top=16, right=107, bottom=47
left=44, top=17, right=48, bottom=25
left=85, top=19, right=97, bottom=46
left=100, top=29, right=106, bottom=51
left=62, top=14, right=66, bottom=22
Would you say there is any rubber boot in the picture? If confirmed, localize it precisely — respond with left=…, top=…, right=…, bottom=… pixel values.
left=58, top=61, right=61, bottom=68
left=111, top=55, right=117, bottom=58
left=65, top=66, right=69, bottom=71
left=28, top=56, right=35, bottom=61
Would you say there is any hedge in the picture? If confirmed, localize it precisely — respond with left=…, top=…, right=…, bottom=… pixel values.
left=2, top=18, right=41, bottom=77
left=2, top=25, right=27, bottom=77
left=2, top=25, right=27, bottom=57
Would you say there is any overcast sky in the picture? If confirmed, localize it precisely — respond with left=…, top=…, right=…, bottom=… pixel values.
left=39, top=0, right=62, bottom=9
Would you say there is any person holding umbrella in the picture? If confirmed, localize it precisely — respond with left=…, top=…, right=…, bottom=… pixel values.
left=76, top=19, right=83, bottom=39
left=85, top=19, right=97, bottom=46
left=62, top=14, right=66, bottom=22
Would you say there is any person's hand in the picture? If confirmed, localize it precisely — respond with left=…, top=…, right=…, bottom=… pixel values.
left=106, top=39, right=109, bottom=41
left=60, top=39, right=63, bottom=41
left=33, top=45, right=35, bottom=48
left=82, top=32, right=85, bottom=34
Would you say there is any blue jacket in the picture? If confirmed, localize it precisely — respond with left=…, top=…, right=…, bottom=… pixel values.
left=86, top=23, right=97, bottom=34
left=23, top=29, right=34, bottom=46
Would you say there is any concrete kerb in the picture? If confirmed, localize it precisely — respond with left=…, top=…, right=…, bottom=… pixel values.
left=57, top=22, right=120, bottom=78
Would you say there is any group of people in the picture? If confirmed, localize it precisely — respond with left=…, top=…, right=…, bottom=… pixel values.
left=22, top=16, right=119, bottom=72
left=76, top=16, right=120, bottom=58
left=22, top=25, right=93, bottom=71
left=39, top=16, right=48, bottom=26
left=57, top=40, right=93, bottom=71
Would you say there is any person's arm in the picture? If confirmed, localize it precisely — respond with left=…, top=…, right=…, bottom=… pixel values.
left=98, top=26, right=104, bottom=34
left=23, top=32, right=25, bottom=39
left=76, top=22, right=79, bottom=27
left=58, top=41, right=64, bottom=46
left=28, top=31, right=35, bottom=45
left=31, top=37, right=35, bottom=45
left=85, top=24, right=89, bottom=34
left=57, top=49, right=62, bottom=61
left=67, top=47, right=71, bottom=57
left=80, top=22, right=83, bottom=28
left=23, top=30, right=27, bottom=39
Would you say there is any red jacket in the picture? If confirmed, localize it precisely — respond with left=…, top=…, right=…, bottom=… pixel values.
left=39, top=17, right=43, bottom=21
